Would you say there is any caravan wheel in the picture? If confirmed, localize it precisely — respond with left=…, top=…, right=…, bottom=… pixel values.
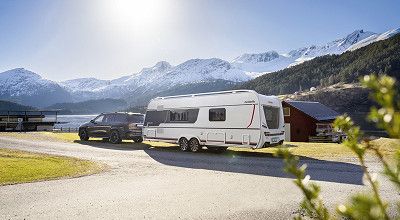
left=189, top=138, right=201, bottom=152
left=179, top=138, right=189, bottom=151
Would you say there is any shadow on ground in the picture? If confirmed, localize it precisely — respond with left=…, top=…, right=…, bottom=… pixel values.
left=74, top=140, right=364, bottom=185
left=74, top=140, right=149, bottom=151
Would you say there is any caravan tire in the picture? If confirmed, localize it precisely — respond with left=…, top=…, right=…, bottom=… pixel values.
left=179, top=138, right=189, bottom=151
left=189, top=138, right=201, bottom=152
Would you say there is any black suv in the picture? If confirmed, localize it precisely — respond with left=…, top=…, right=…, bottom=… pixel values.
left=79, top=112, right=144, bottom=144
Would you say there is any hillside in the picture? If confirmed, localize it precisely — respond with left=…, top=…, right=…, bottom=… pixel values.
left=238, top=34, right=400, bottom=95
left=0, top=68, right=72, bottom=107
left=280, top=84, right=382, bottom=133
left=0, top=100, right=36, bottom=111
left=46, top=98, right=127, bottom=114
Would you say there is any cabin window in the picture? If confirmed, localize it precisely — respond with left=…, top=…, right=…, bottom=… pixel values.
left=283, top=107, right=290, bottom=116
left=209, top=108, right=226, bottom=121
left=263, top=106, right=280, bottom=129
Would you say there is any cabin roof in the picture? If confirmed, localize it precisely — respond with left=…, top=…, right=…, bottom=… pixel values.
left=284, top=100, right=339, bottom=121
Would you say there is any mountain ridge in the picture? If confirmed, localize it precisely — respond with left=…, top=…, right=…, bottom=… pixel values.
left=1, top=27, right=398, bottom=107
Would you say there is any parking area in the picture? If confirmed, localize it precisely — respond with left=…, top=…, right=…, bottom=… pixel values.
left=0, top=133, right=396, bottom=219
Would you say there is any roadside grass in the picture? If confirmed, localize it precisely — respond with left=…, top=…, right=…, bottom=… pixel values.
left=230, top=142, right=355, bottom=159
left=0, top=148, right=103, bottom=185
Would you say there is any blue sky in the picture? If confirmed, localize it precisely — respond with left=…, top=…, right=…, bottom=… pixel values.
left=0, top=0, right=399, bottom=81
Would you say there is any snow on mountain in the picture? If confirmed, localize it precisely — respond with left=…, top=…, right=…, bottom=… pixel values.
left=347, top=28, right=400, bottom=51
left=2, top=28, right=398, bottom=106
left=231, top=51, right=295, bottom=77
left=60, top=78, right=110, bottom=92
left=232, top=30, right=377, bottom=75
left=0, top=68, right=71, bottom=107
left=61, top=59, right=251, bottom=101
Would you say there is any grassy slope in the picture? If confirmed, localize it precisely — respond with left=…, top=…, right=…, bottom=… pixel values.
left=0, top=148, right=103, bottom=185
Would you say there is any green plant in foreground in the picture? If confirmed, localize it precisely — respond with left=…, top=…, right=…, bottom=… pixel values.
left=275, top=74, right=400, bottom=219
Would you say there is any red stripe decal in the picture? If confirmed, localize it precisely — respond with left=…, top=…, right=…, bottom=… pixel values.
left=246, top=104, right=256, bottom=128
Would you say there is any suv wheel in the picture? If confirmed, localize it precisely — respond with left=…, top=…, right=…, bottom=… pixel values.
left=109, top=130, right=122, bottom=144
left=179, top=138, right=189, bottom=151
left=133, top=137, right=143, bottom=143
left=189, top=138, right=201, bottom=152
left=79, top=129, right=89, bottom=141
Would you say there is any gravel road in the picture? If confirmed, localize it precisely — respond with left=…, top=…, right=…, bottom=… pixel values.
left=0, top=135, right=396, bottom=219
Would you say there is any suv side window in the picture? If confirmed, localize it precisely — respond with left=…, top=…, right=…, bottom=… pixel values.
left=103, top=114, right=114, bottom=123
left=94, top=115, right=104, bottom=123
left=114, top=114, right=127, bottom=123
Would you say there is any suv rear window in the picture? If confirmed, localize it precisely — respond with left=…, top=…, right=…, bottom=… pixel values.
left=128, top=114, right=144, bottom=123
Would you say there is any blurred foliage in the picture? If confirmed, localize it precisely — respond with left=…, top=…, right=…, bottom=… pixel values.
left=276, top=74, right=400, bottom=219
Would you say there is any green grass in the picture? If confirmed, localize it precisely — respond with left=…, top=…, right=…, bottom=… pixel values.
left=0, top=148, right=103, bottom=185
left=230, top=142, right=355, bottom=158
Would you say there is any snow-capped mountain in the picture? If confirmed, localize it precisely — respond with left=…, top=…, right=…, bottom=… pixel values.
left=347, top=28, right=400, bottom=51
left=60, top=77, right=110, bottom=92
left=0, top=68, right=72, bottom=107
left=62, top=59, right=251, bottom=102
left=1, top=27, right=398, bottom=107
left=60, top=27, right=398, bottom=104
left=232, top=29, right=378, bottom=74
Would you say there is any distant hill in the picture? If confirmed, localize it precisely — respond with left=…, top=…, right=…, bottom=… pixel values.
left=0, top=100, right=36, bottom=111
left=0, top=68, right=72, bottom=107
left=238, top=34, right=400, bottom=95
left=46, top=98, right=128, bottom=115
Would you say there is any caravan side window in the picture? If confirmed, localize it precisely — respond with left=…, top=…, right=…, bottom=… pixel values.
left=167, top=109, right=199, bottom=123
left=209, top=108, right=226, bottom=121
left=170, top=110, right=188, bottom=122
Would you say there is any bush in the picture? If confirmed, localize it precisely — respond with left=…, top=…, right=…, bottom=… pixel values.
left=275, top=74, right=400, bottom=219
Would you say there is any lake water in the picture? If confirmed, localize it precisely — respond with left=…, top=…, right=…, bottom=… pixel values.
left=54, top=115, right=97, bottom=129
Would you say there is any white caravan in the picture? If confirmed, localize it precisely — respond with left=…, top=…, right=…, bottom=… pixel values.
left=143, top=90, right=285, bottom=152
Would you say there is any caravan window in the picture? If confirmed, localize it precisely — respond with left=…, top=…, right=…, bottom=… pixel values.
left=170, top=110, right=188, bottom=122
left=209, top=108, right=226, bottom=121
left=144, top=110, right=168, bottom=126
left=167, top=109, right=199, bottom=123
left=263, top=106, right=280, bottom=129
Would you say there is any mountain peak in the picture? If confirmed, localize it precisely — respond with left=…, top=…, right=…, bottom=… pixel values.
left=153, top=61, right=172, bottom=70
left=233, top=51, right=280, bottom=63
left=338, top=29, right=376, bottom=47
left=0, top=68, right=41, bottom=80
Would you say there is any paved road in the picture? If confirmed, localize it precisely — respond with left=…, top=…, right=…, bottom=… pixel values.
left=0, top=135, right=395, bottom=219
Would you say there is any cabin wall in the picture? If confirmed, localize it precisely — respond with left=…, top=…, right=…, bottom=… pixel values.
left=283, top=103, right=317, bottom=142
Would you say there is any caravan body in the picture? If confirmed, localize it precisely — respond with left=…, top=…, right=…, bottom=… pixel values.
left=143, top=90, right=284, bottom=151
